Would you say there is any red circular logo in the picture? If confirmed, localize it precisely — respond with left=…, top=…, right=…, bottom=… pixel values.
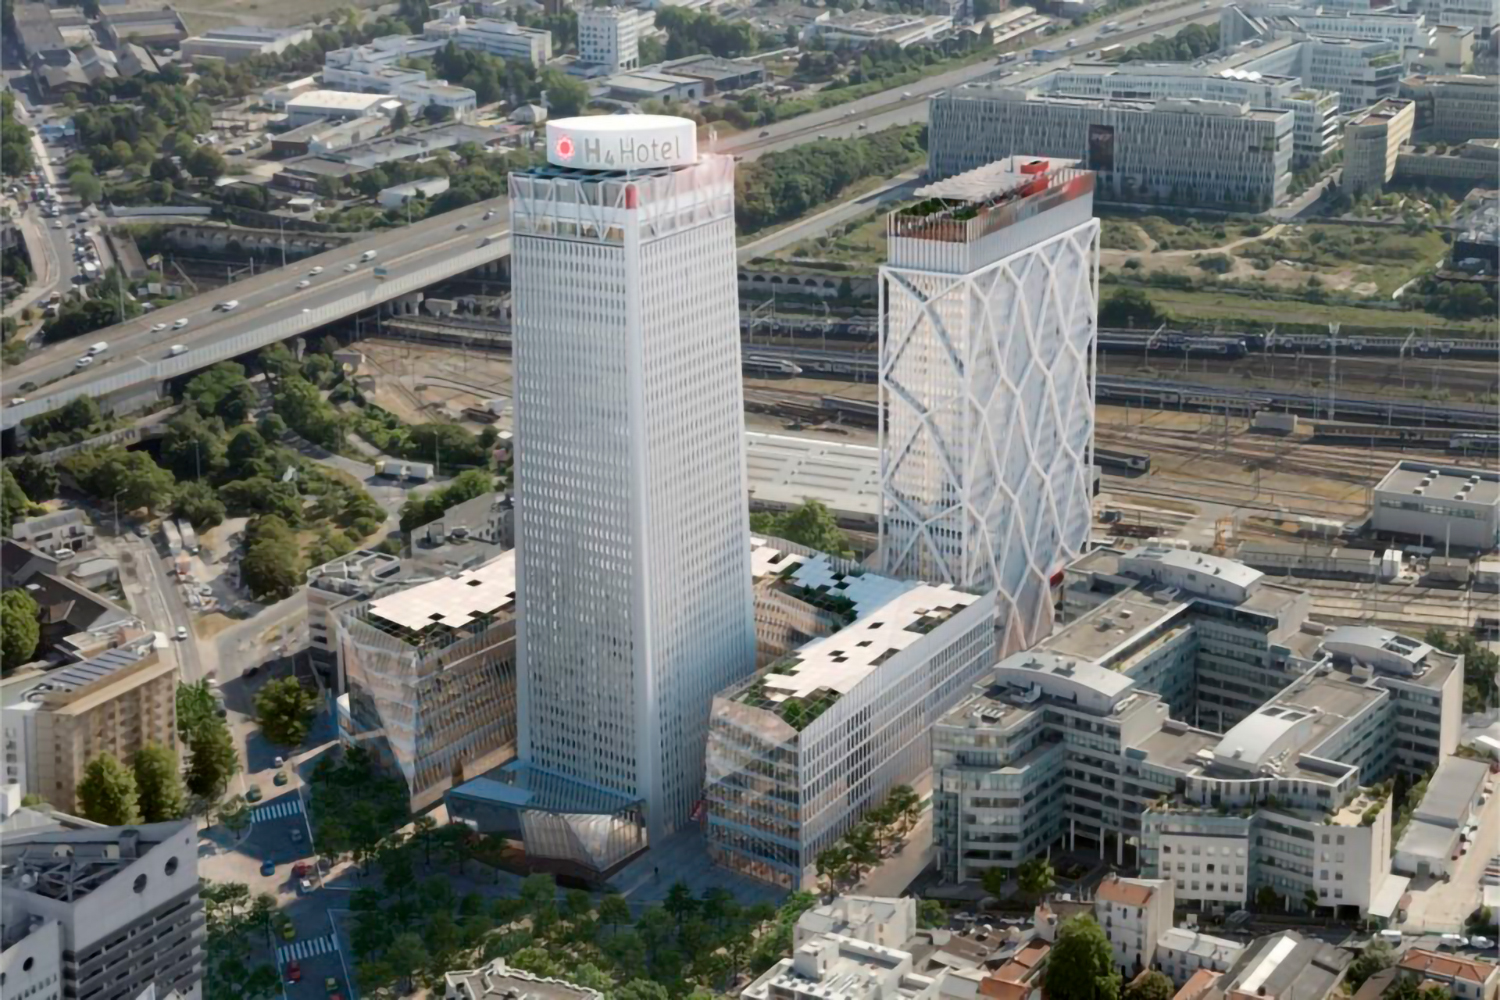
left=555, top=134, right=575, bottom=161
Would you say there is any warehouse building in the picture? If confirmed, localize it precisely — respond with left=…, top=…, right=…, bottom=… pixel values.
left=284, top=89, right=401, bottom=125
left=1392, top=754, right=1489, bottom=878
left=928, top=85, right=1294, bottom=209
left=182, top=25, right=313, bottom=62
left=1372, top=461, right=1500, bottom=552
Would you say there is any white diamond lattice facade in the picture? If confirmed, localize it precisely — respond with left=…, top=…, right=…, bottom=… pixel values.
left=510, top=115, right=757, bottom=847
left=879, top=157, right=1099, bottom=655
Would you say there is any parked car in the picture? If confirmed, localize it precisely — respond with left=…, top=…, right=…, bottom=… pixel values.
left=325, top=978, right=340, bottom=994
left=1471, top=936, right=1494, bottom=950
left=245, top=785, right=263, bottom=803
left=300, top=877, right=315, bottom=893
left=1440, top=934, right=1470, bottom=949
left=292, top=862, right=313, bottom=878
left=260, top=859, right=275, bottom=877
left=287, top=961, right=302, bottom=983
left=274, top=771, right=290, bottom=786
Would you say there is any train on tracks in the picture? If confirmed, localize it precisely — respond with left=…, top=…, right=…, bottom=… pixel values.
left=1309, top=423, right=1500, bottom=453
left=1096, top=378, right=1494, bottom=428
left=1099, top=333, right=1249, bottom=358
left=743, top=355, right=803, bottom=378
left=1100, top=328, right=1498, bottom=359
left=1094, top=447, right=1152, bottom=473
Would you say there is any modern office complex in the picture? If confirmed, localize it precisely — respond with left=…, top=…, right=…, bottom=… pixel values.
left=1343, top=98, right=1417, bottom=193
left=0, top=820, right=204, bottom=1000
left=1431, top=0, right=1500, bottom=36
left=880, top=156, right=1098, bottom=654
left=1401, top=73, right=1500, bottom=140
left=705, top=540, right=996, bottom=888
left=1221, top=4, right=1435, bottom=61
left=927, top=88, right=1293, bottom=208
left=506, top=115, right=757, bottom=860
left=333, top=552, right=519, bottom=811
left=1024, top=63, right=1341, bottom=165
left=1225, top=35, right=1404, bottom=111
left=1, top=640, right=176, bottom=815
left=932, top=548, right=1461, bottom=919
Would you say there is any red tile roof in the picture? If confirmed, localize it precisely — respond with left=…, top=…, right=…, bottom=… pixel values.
left=1399, top=950, right=1499, bottom=985
left=1097, top=878, right=1156, bottom=907
left=1173, top=968, right=1220, bottom=1000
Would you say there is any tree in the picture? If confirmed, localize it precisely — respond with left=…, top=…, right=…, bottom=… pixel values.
left=1347, top=939, right=1395, bottom=991
left=1, top=463, right=31, bottom=536
left=187, top=716, right=240, bottom=798
left=918, top=899, right=948, bottom=929
left=816, top=844, right=852, bottom=895
left=8, top=455, right=59, bottom=502
left=599, top=892, right=631, bottom=934
left=162, top=410, right=228, bottom=481
left=185, top=363, right=256, bottom=424
left=62, top=447, right=176, bottom=513
left=255, top=677, right=317, bottom=747
left=1018, top=857, right=1056, bottom=901
left=1, top=588, right=41, bottom=674
left=391, top=105, right=411, bottom=130
left=226, top=425, right=266, bottom=467
left=385, top=931, right=428, bottom=991
left=177, top=679, right=218, bottom=740
left=981, top=865, right=1010, bottom=899
left=750, top=499, right=854, bottom=557
left=1124, top=972, right=1175, bottom=1000
left=133, top=741, right=188, bottom=821
left=1099, top=288, right=1165, bottom=328
left=68, top=171, right=103, bottom=206
left=541, top=69, right=588, bottom=116
left=1044, top=916, right=1120, bottom=1000
left=1303, top=888, right=1320, bottom=913
left=173, top=481, right=227, bottom=529
left=77, top=753, right=143, bottom=825
left=1254, top=885, right=1282, bottom=912
left=184, top=145, right=226, bottom=181
left=218, top=794, right=251, bottom=837
left=239, top=515, right=304, bottom=601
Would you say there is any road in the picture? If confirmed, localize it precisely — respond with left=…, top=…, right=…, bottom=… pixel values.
left=738, top=168, right=926, bottom=261
left=0, top=198, right=512, bottom=414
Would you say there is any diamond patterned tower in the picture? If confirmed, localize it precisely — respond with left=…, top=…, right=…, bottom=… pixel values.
left=879, top=156, right=1099, bottom=654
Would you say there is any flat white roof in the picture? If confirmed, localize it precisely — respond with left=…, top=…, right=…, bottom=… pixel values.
left=367, top=550, right=516, bottom=633
left=1376, top=461, right=1500, bottom=506
left=748, top=540, right=982, bottom=704
left=1238, top=935, right=1298, bottom=995
left=286, top=89, right=392, bottom=111
left=744, top=432, right=880, bottom=518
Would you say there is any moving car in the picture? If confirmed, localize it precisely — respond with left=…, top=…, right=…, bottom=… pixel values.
left=169, top=344, right=188, bottom=356
left=309, top=265, right=324, bottom=275
left=296, top=279, right=310, bottom=289
left=88, top=341, right=108, bottom=355
left=175, top=625, right=188, bottom=641
left=217, top=299, right=239, bottom=311
left=151, top=322, right=167, bottom=332
left=287, top=962, right=302, bottom=983
left=173, top=318, right=189, bottom=329
left=274, top=770, right=289, bottom=786
left=360, top=249, right=378, bottom=262
left=344, top=263, right=357, bottom=272
left=246, top=785, right=263, bottom=803
left=326, top=979, right=340, bottom=994
left=76, top=356, right=93, bottom=368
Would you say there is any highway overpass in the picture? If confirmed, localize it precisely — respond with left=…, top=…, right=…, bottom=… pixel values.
left=1, top=0, right=1223, bottom=433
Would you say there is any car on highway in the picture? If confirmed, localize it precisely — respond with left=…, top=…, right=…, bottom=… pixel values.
left=345, top=263, right=358, bottom=272
left=309, top=266, right=323, bottom=275
left=75, top=355, right=93, bottom=368
left=53, top=220, right=63, bottom=229
left=297, top=279, right=310, bottom=288
left=903, top=91, right=912, bottom=98
left=857, top=123, right=868, bottom=130
left=173, top=318, right=189, bottom=329
left=360, top=249, right=378, bottom=262
left=287, top=962, right=302, bottom=983
left=169, top=344, right=188, bottom=356
left=260, top=859, right=275, bottom=877
left=151, top=322, right=167, bottom=332
left=484, top=210, right=496, bottom=220
left=216, top=299, right=240, bottom=312
left=456, top=222, right=469, bottom=230
left=175, top=625, right=188, bottom=641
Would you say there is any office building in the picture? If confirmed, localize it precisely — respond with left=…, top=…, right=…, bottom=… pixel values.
left=1025, top=62, right=1340, bottom=165
left=928, top=88, right=1293, bottom=208
left=706, top=540, right=995, bottom=888
left=933, top=548, right=1458, bottom=918
left=1401, top=73, right=1500, bottom=140
left=181, top=25, right=313, bottom=62
left=1395, top=136, right=1500, bottom=189
left=0, top=820, right=204, bottom=1000
left=579, top=7, right=649, bottom=72
left=1432, top=0, right=1500, bottom=36
left=333, top=552, right=518, bottom=811
left=432, top=12, right=552, bottom=65
left=1224, top=35, right=1404, bottom=111
left=810, top=11, right=954, bottom=48
left=1372, top=461, right=1500, bottom=551
left=1343, top=97, right=1416, bottom=193
left=1221, top=4, right=1435, bottom=62
left=1, top=642, right=176, bottom=815
left=880, top=156, right=1098, bottom=653
left=507, top=116, right=757, bottom=855
left=305, top=548, right=404, bottom=686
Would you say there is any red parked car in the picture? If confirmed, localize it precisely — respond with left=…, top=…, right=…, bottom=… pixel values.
left=287, top=961, right=302, bottom=983
left=292, top=862, right=312, bottom=878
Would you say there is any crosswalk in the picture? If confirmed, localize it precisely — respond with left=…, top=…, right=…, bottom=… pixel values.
left=277, top=934, right=338, bottom=964
left=250, top=797, right=303, bottom=823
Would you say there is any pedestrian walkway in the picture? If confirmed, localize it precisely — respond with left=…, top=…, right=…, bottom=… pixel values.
left=251, top=797, right=304, bottom=823
left=277, top=934, right=338, bottom=963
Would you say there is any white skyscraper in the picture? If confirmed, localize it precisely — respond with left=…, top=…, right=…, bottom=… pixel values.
left=879, top=156, right=1099, bottom=654
left=509, top=115, right=757, bottom=848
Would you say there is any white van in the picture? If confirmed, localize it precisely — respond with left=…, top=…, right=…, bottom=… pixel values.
left=168, top=344, right=188, bottom=356
left=360, top=249, right=378, bottom=263
left=88, top=341, right=108, bottom=355
left=1378, top=930, right=1404, bottom=945
left=217, top=299, right=239, bottom=312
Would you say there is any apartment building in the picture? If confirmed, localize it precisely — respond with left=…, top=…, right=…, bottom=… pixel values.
left=928, top=86, right=1293, bottom=208
left=706, top=541, right=995, bottom=888
left=1343, top=98, right=1416, bottom=194
left=1154, top=928, right=1244, bottom=986
left=1028, top=62, right=1341, bottom=164
left=1, top=642, right=176, bottom=814
left=10, top=510, right=95, bottom=556
left=579, top=7, right=650, bottom=72
left=1094, top=876, right=1174, bottom=979
left=1400, top=73, right=1500, bottom=141
left=0, top=821, right=204, bottom=1000
left=333, top=551, right=518, bottom=811
left=933, top=549, right=1457, bottom=919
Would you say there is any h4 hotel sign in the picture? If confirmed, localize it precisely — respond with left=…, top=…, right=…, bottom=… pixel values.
left=545, top=115, right=698, bottom=171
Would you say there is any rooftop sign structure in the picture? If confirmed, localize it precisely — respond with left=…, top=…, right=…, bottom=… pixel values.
left=545, top=114, right=698, bottom=171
